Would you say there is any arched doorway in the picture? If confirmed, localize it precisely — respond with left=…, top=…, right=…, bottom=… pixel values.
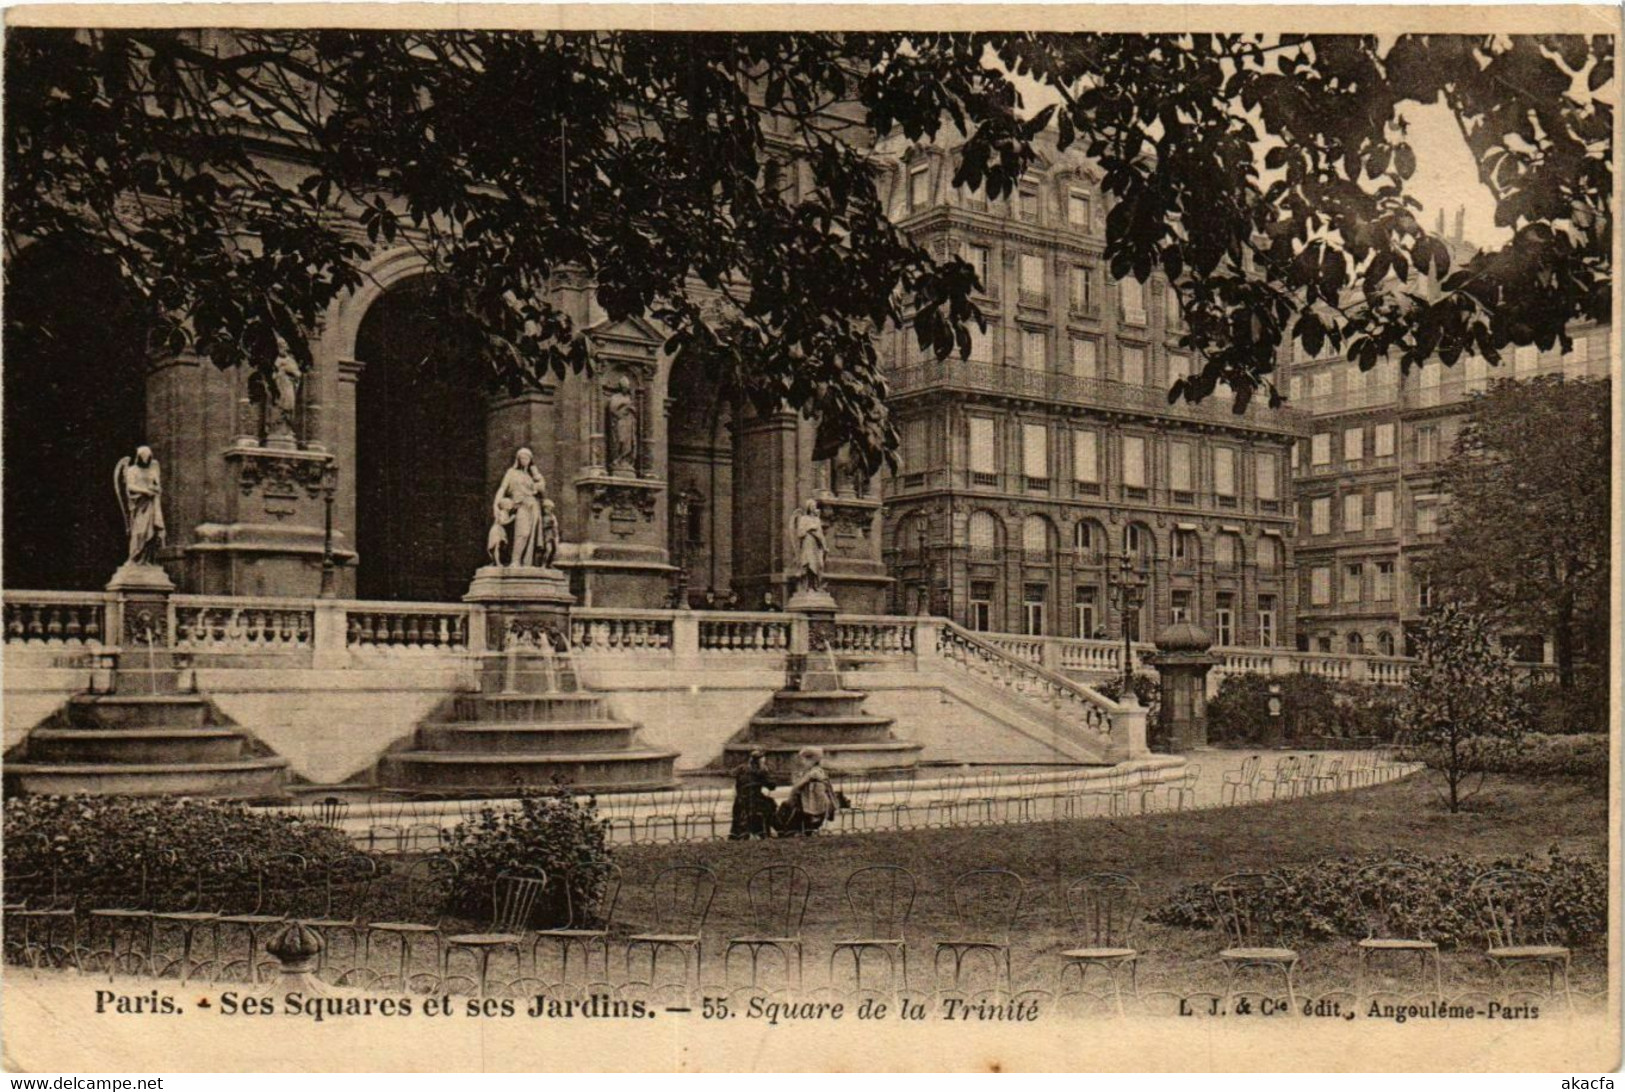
left=665, top=352, right=733, bottom=605
left=352, top=277, right=489, bottom=601
left=3, top=244, right=148, bottom=589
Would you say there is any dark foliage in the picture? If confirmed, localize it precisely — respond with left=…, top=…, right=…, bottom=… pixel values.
left=4, top=31, right=1611, bottom=470
left=2, top=794, right=367, bottom=910
left=436, top=787, right=613, bottom=928
left=1147, top=848, right=1608, bottom=949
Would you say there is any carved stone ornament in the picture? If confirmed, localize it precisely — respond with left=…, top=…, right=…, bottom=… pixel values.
left=583, top=479, right=658, bottom=523
left=821, top=501, right=876, bottom=541
left=237, top=454, right=328, bottom=499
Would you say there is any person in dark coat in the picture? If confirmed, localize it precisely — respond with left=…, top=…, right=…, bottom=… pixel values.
left=728, top=749, right=778, bottom=840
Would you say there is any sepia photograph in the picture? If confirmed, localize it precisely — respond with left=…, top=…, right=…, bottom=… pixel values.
left=0, top=5, right=1617, bottom=1075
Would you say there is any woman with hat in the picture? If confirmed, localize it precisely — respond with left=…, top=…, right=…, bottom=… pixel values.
left=728, top=748, right=778, bottom=840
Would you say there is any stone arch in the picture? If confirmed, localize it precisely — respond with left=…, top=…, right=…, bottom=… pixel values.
left=3, top=240, right=150, bottom=589
left=351, top=273, right=490, bottom=601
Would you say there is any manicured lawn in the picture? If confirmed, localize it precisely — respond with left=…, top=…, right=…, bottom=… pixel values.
left=610, top=772, right=1609, bottom=1001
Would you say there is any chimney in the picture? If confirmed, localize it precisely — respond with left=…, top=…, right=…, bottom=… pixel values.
left=1454, top=206, right=1465, bottom=244
left=1436, top=209, right=1445, bottom=236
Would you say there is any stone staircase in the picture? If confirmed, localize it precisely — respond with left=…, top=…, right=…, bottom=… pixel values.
left=722, top=655, right=923, bottom=778
left=3, top=667, right=289, bottom=799
left=379, top=650, right=679, bottom=795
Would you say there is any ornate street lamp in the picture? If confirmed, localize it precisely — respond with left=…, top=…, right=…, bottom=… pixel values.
left=1111, top=548, right=1146, bottom=700
left=916, top=522, right=930, bottom=616
left=319, top=460, right=340, bottom=599
left=671, top=491, right=693, bottom=609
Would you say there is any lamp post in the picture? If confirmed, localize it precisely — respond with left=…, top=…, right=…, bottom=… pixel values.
left=916, top=522, right=930, bottom=616
left=319, top=459, right=339, bottom=599
left=671, top=491, right=692, bottom=609
left=1112, top=548, right=1145, bottom=700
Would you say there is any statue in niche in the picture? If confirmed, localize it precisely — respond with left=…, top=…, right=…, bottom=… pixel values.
left=266, top=339, right=303, bottom=439
left=114, top=445, right=166, bottom=564
left=789, top=497, right=827, bottom=595
left=605, top=375, right=638, bottom=472
left=490, top=447, right=548, bottom=567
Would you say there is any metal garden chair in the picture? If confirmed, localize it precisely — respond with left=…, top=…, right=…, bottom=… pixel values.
left=934, top=868, right=1025, bottom=996
left=925, top=773, right=970, bottom=828
left=1220, top=755, right=1262, bottom=805
left=625, top=865, right=717, bottom=999
left=725, top=864, right=812, bottom=992
left=1311, top=756, right=1344, bottom=794
left=215, top=851, right=311, bottom=984
left=1256, top=755, right=1301, bottom=800
left=6, top=842, right=79, bottom=972
left=151, top=848, right=251, bottom=985
left=305, top=853, right=379, bottom=975
left=1059, top=873, right=1143, bottom=1014
left=531, top=863, right=622, bottom=983
left=85, top=859, right=161, bottom=980
left=1211, top=872, right=1300, bottom=1012
left=1353, top=861, right=1443, bottom=1003
left=1161, top=763, right=1201, bottom=811
left=361, top=856, right=459, bottom=993
left=442, top=871, right=548, bottom=998
left=1468, top=869, right=1574, bottom=1010
left=830, top=865, right=916, bottom=995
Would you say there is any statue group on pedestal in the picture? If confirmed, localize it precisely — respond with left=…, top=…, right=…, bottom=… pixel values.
left=488, top=447, right=559, bottom=569
left=114, top=445, right=166, bottom=565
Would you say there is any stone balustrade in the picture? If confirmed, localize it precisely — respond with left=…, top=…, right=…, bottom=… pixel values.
left=830, top=615, right=916, bottom=656
left=696, top=613, right=792, bottom=652
left=2, top=591, right=107, bottom=648
left=344, top=605, right=469, bottom=653
left=172, top=597, right=315, bottom=653
left=571, top=609, right=674, bottom=653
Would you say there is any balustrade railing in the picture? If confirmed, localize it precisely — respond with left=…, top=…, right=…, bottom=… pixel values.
left=2, top=591, right=108, bottom=648
left=571, top=610, right=674, bottom=653
left=172, top=597, right=314, bottom=652
left=830, top=616, right=916, bottom=656
left=934, top=621, right=1115, bottom=737
left=698, top=613, right=791, bottom=652
left=345, top=605, right=469, bottom=653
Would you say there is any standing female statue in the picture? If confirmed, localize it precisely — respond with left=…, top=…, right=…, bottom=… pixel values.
left=604, top=375, right=639, bottom=472
left=491, top=447, right=547, bottom=568
left=790, top=497, right=826, bottom=595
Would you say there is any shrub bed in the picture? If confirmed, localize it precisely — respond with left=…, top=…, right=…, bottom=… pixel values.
left=2, top=794, right=365, bottom=910
left=1146, top=848, right=1607, bottom=949
left=437, top=787, right=613, bottom=928
left=1405, top=732, right=1609, bottom=786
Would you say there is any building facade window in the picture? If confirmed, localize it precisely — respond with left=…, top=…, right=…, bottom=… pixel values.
left=1375, top=560, right=1395, bottom=601
left=1022, top=514, right=1052, bottom=557
left=1070, top=265, right=1095, bottom=312
left=1022, top=422, right=1049, bottom=486
left=1019, top=253, right=1046, bottom=299
left=1171, top=589, right=1193, bottom=624
left=1343, top=492, right=1364, bottom=532
left=1343, top=563, right=1363, bottom=602
left=1258, top=595, right=1278, bottom=647
left=1344, top=426, right=1364, bottom=465
left=1122, top=435, right=1148, bottom=489
left=1256, top=453, right=1278, bottom=501
left=1121, top=344, right=1146, bottom=387
left=968, top=416, right=997, bottom=479
left=1125, top=522, right=1151, bottom=562
left=1070, top=335, right=1098, bottom=377
left=1021, top=328, right=1046, bottom=370
left=1215, top=532, right=1240, bottom=570
left=1120, top=277, right=1147, bottom=324
left=1172, top=528, right=1199, bottom=565
left=1311, top=433, right=1331, bottom=466
left=969, top=581, right=994, bottom=631
left=1374, top=422, right=1396, bottom=458
left=1067, top=192, right=1091, bottom=227
left=1374, top=490, right=1394, bottom=530
left=1257, top=536, right=1280, bottom=572
left=1311, top=496, right=1331, bottom=535
left=1169, top=352, right=1195, bottom=382
left=1074, top=586, right=1099, bottom=638
left=1073, top=429, right=1099, bottom=484
left=1310, top=566, right=1332, bottom=606
left=967, top=511, right=999, bottom=557
left=1416, top=499, right=1439, bottom=535
left=1019, top=187, right=1039, bottom=223
left=1022, top=584, right=1047, bottom=635
left=1074, top=519, right=1104, bottom=560
left=1215, top=593, right=1235, bottom=646
left=1377, top=631, right=1395, bottom=656
left=908, top=164, right=931, bottom=210
left=1214, top=447, right=1236, bottom=497
left=1348, top=632, right=1364, bottom=654
left=968, top=323, right=995, bottom=363
left=1170, top=442, right=1193, bottom=493
left=1417, top=424, right=1439, bottom=464
left=965, top=243, right=991, bottom=290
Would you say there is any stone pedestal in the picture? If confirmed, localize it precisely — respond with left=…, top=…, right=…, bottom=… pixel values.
left=787, top=588, right=839, bottom=655
left=464, top=565, right=576, bottom=652
left=1146, top=622, right=1220, bottom=753
left=107, top=563, right=174, bottom=651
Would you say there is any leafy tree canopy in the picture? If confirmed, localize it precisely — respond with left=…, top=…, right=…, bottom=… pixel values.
left=4, top=30, right=1612, bottom=471
left=1423, top=374, right=1611, bottom=688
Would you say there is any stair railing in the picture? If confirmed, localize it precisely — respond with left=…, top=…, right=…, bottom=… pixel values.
left=932, top=619, right=1118, bottom=739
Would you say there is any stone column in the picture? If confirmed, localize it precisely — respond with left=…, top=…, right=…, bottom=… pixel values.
left=1145, top=622, right=1220, bottom=753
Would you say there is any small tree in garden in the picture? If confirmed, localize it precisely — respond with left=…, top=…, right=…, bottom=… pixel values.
left=1404, top=604, right=1526, bottom=812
